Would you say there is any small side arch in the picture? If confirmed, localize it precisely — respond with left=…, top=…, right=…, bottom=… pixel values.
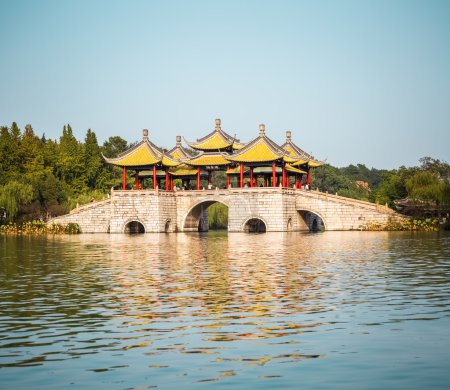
left=123, top=219, right=146, bottom=234
left=241, top=215, right=268, bottom=233
left=297, top=209, right=326, bottom=232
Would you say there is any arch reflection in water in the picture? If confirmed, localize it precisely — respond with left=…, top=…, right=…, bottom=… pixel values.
left=2, top=232, right=450, bottom=389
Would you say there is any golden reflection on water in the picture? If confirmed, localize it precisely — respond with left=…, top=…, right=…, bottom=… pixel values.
left=1, top=231, right=449, bottom=387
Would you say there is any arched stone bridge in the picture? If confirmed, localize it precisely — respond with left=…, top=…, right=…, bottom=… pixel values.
left=50, top=187, right=398, bottom=233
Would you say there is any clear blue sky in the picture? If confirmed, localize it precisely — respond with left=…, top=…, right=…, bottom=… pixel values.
left=1, top=0, right=449, bottom=168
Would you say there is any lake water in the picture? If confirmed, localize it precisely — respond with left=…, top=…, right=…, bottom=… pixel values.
left=1, top=231, right=450, bottom=389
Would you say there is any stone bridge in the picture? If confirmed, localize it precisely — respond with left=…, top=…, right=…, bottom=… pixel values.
left=50, top=187, right=398, bottom=233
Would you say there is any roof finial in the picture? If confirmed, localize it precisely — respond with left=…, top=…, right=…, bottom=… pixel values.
left=286, top=130, right=292, bottom=142
left=143, top=129, right=148, bottom=141
left=259, top=123, right=265, bottom=137
left=176, top=135, right=181, bottom=146
left=215, top=118, right=221, bottom=130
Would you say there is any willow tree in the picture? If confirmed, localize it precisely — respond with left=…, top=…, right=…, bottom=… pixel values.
left=0, top=181, right=34, bottom=222
left=406, top=172, right=450, bottom=215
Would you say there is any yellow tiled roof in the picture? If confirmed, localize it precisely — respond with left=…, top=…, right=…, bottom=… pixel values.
left=226, top=166, right=250, bottom=174
left=283, top=155, right=306, bottom=164
left=282, top=137, right=324, bottom=167
left=103, top=142, right=161, bottom=167
left=161, top=155, right=180, bottom=167
left=171, top=150, right=186, bottom=160
left=286, top=164, right=307, bottom=174
left=284, top=145, right=297, bottom=157
left=169, top=164, right=200, bottom=176
left=232, top=141, right=245, bottom=150
left=188, top=132, right=233, bottom=151
left=226, top=139, right=283, bottom=163
left=185, top=153, right=230, bottom=166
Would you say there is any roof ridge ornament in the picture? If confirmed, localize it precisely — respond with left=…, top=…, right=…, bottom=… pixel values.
left=143, top=129, right=148, bottom=141
left=259, top=123, right=265, bottom=137
left=286, top=130, right=292, bottom=142
left=176, top=135, right=182, bottom=146
left=215, top=118, right=221, bottom=131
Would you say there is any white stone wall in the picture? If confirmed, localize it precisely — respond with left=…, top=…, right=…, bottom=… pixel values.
left=49, top=187, right=402, bottom=233
left=49, top=199, right=111, bottom=233
left=295, top=190, right=394, bottom=230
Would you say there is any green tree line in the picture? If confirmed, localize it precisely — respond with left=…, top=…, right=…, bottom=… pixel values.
left=312, top=157, right=450, bottom=211
left=1, top=122, right=449, bottom=224
left=0, top=122, right=129, bottom=222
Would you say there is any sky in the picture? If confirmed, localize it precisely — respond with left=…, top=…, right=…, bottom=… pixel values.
left=1, top=0, right=449, bottom=169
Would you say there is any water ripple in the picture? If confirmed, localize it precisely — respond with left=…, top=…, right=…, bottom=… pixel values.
left=1, top=232, right=450, bottom=388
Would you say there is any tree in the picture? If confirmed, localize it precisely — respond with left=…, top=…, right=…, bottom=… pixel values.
left=56, top=124, right=86, bottom=194
left=375, top=172, right=407, bottom=207
left=102, top=136, right=128, bottom=158
left=406, top=172, right=450, bottom=209
left=419, top=157, right=450, bottom=180
left=0, top=123, right=22, bottom=185
left=0, top=181, right=34, bottom=222
left=84, top=129, right=106, bottom=190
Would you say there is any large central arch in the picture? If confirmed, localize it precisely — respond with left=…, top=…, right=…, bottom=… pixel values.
left=183, top=200, right=229, bottom=232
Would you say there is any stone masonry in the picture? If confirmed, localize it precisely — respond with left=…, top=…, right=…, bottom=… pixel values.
left=49, top=187, right=398, bottom=233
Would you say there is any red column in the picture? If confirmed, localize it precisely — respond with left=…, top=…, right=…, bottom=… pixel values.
left=226, top=170, right=230, bottom=188
left=250, top=167, right=254, bottom=188
left=153, top=166, right=157, bottom=189
left=239, top=163, right=244, bottom=188
left=135, top=171, right=139, bottom=190
left=122, top=167, right=126, bottom=190
left=165, top=170, right=169, bottom=190
left=170, top=176, right=174, bottom=190
left=282, top=163, right=286, bottom=187
left=306, top=169, right=311, bottom=188
left=197, top=166, right=201, bottom=190
left=272, top=162, right=276, bottom=187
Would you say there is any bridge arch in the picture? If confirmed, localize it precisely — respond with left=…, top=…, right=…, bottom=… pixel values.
left=242, top=216, right=267, bottom=233
left=297, top=209, right=327, bottom=232
left=123, top=219, right=146, bottom=234
left=183, top=199, right=229, bottom=232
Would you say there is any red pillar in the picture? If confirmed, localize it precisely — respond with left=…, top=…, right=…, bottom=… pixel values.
left=122, top=167, right=126, bottom=190
left=165, top=170, right=169, bottom=190
left=153, top=166, right=157, bottom=189
left=306, top=169, right=311, bottom=188
left=282, top=163, right=286, bottom=187
left=272, top=162, right=276, bottom=187
left=226, top=170, right=230, bottom=188
left=135, top=171, right=139, bottom=190
left=239, top=163, right=244, bottom=188
left=197, top=166, right=201, bottom=190
left=170, top=176, right=174, bottom=190
left=250, top=167, right=254, bottom=188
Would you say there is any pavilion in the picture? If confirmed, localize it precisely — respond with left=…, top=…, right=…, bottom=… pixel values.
left=102, top=119, right=322, bottom=190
